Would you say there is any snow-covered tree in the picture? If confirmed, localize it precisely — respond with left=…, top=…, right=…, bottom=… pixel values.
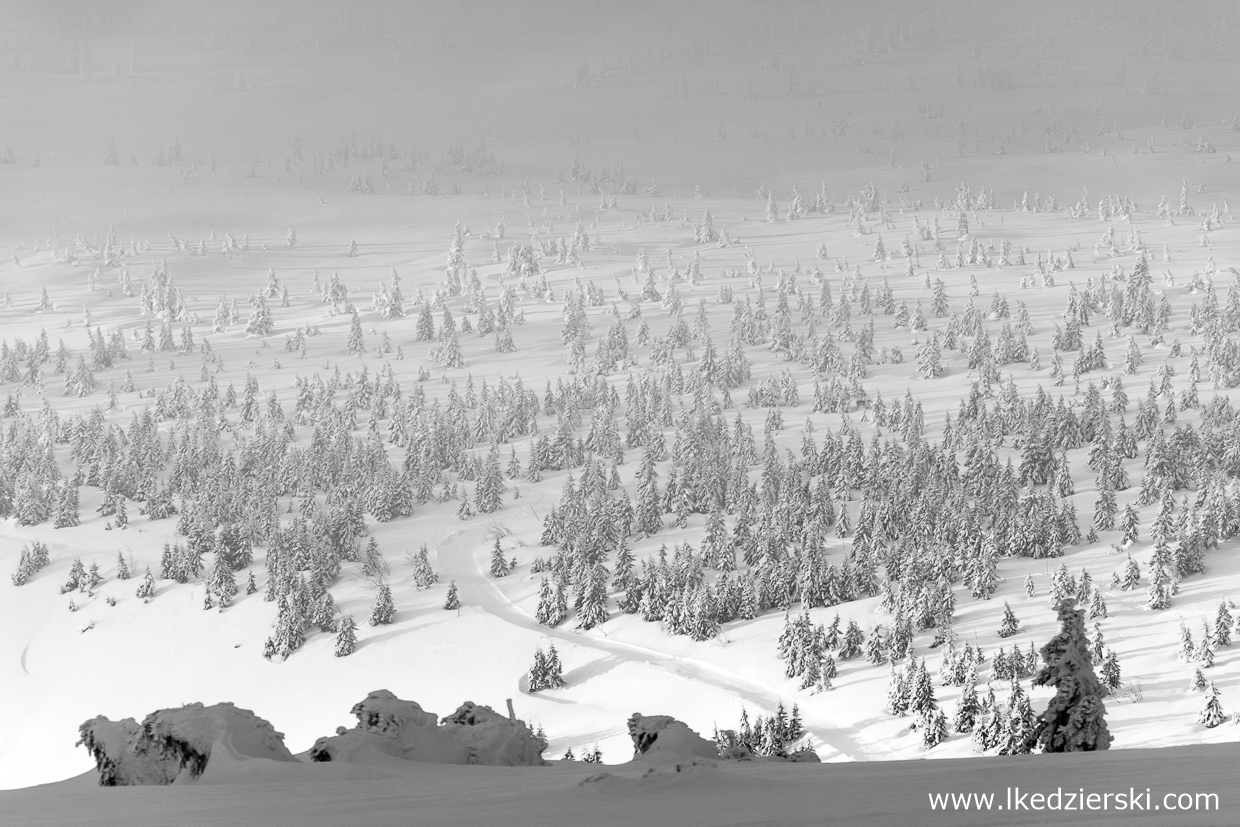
left=335, top=615, right=358, bottom=657
left=369, top=582, right=395, bottom=625
left=1028, top=600, right=1112, bottom=752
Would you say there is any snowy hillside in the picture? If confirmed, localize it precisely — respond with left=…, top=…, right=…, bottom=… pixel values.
left=4, top=1, right=1240, bottom=823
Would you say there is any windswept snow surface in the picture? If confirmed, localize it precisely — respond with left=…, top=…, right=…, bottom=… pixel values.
left=4, top=743, right=1240, bottom=826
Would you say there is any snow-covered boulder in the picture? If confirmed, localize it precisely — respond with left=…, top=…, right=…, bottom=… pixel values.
left=625, top=713, right=720, bottom=763
left=308, top=690, right=547, bottom=766
left=77, top=703, right=297, bottom=785
left=77, top=717, right=174, bottom=786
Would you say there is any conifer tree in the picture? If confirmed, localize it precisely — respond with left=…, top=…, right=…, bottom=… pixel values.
left=415, top=303, right=436, bottom=341
left=311, top=590, right=338, bottom=633
left=1120, top=555, right=1141, bottom=590
left=490, top=538, right=512, bottom=577
left=888, top=662, right=911, bottom=716
left=1214, top=601, right=1233, bottom=647
left=535, top=577, right=568, bottom=626
left=1119, top=504, right=1140, bottom=544
left=207, top=552, right=238, bottom=608
left=922, top=707, right=950, bottom=750
left=528, top=648, right=548, bottom=690
left=115, top=551, right=131, bottom=581
left=1000, top=681, right=1036, bottom=755
left=136, top=566, right=156, bottom=601
left=1199, top=682, right=1225, bottom=728
left=1028, top=599, right=1112, bottom=752
left=369, top=582, right=395, bottom=625
left=411, top=544, right=439, bottom=589
left=1190, top=666, right=1208, bottom=692
left=952, top=674, right=981, bottom=734
left=53, top=481, right=81, bottom=528
left=909, top=658, right=937, bottom=716
left=86, top=561, right=102, bottom=590
left=346, top=310, right=365, bottom=355
left=839, top=619, right=864, bottom=660
left=529, top=645, right=567, bottom=691
left=335, top=615, right=358, bottom=656
left=1147, top=543, right=1174, bottom=610
left=1099, top=649, right=1121, bottom=691
left=444, top=580, right=460, bottom=610
left=997, top=602, right=1021, bottom=638
left=576, top=563, right=610, bottom=630
left=61, top=558, right=85, bottom=594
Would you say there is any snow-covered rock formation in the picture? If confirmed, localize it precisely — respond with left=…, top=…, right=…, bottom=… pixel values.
left=625, top=713, right=722, bottom=763
left=77, top=702, right=297, bottom=785
left=307, top=690, right=547, bottom=766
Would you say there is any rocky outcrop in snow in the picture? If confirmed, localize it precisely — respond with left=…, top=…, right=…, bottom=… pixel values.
left=77, top=703, right=297, bottom=785
left=307, top=690, right=547, bottom=766
left=626, top=713, right=722, bottom=763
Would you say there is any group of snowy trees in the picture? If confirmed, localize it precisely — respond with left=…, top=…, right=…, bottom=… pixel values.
left=12, top=172, right=1240, bottom=763
left=714, top=702, right=805, bottom=758
left=527, top=644, right=566, bottom=692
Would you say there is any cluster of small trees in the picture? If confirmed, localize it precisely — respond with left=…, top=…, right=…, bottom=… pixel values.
left=714, top=703, right=805, bottom=758
left=10, top=541, right=50, bottom=585
left=527, top=644, right=566, bottom=692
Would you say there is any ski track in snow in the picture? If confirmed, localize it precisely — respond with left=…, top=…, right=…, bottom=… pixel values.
left=432, top=515, right=898, bottom=761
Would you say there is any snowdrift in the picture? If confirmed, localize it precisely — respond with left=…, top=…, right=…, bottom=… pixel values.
left=77, top=703, right=297, bottom=786
left=307, top=690, right=547, bottom=767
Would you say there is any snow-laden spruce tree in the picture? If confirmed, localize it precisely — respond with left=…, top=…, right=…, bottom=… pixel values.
left=1199, top=682, right=1225, bottom=728
left=136, top=567, right=156, bottom=601
left=1027, top=599, right=1112, bottom=752
left=369, top=583, right=395, bottom=625
left=346, top=310, right=365, bottom=355
left=335, top=615, right=358, bottom=657
left=997, top=602, right=1020, bottom=637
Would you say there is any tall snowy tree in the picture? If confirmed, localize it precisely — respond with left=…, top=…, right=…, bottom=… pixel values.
left=1027, top=599, right=1112, bottom=752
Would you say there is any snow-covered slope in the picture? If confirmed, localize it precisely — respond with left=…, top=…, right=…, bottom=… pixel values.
left=3, top=2, right=1240, bottom=821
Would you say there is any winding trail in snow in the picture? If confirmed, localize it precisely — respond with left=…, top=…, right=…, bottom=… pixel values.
left=432, top=518, right=898, bottom=762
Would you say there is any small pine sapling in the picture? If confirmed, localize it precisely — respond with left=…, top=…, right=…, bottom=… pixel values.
left=1190, top=666, right=1209, bottom=692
